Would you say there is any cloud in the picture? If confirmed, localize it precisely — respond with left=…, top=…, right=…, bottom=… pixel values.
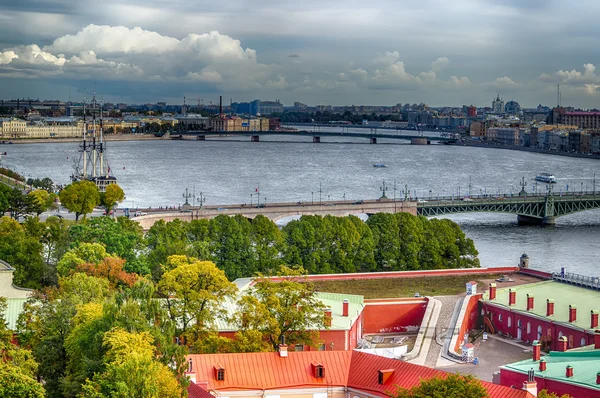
left=484, top=76, right=522, bottom=89
left=538, top=63, right=600, bottom=95
left=0, top=24, right=275, bottom=90
left=431, top=57, right=449, bottom=72
left=288, top=54, right=300, bottom=58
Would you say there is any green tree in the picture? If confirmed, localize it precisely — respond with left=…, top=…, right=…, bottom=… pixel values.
left=9, top=187, right=33, bottom=220
left=537, top=390, right=572, bottom=398
left=146, top=219, right=192, bottom=280
left=157, top=256, right=237, bottom=341
left=367, top=213, right=401, bottom=270
left=28, top=189, right=56, bottom=215
left=56, top=242, right=109, bottom=276
left=237, top=266, right=327, bottom=350
left=99, top=184, right=125, bottom=215
left=250, top=215, right=284, bottom=274
left=0, top=216, right=44, bottom=288
left=59, top=181, right=100, bottom=221
left=209, top=215, right=255, bottom=280
left=69, top=217, right=148, bottom=274
left=393, top=374, right=488, bottom=398
left=0, top=184, right=12, bottom=215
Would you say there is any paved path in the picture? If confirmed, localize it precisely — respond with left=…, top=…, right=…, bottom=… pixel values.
left=422, top=295, right=463, bottom=368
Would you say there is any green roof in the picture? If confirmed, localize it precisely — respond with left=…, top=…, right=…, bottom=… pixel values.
left=482, top=281, right=600, bottom=331
left=2, top=298, right=27, bottom=330
left=501, top=349, right=600, bottom=391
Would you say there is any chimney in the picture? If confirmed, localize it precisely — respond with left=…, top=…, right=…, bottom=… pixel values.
left=557, top=336, right=568, bottom=352
left=219, top=95, right=223, bottom=114
left=569, top=305, right=577, bottom=323
left=592, top=311, right=599, bottom=329
left=324, top=308, right=332, bottom=327
left=509, top=289, right=516, bottom=306
left=342, top=299, right=349, bottom=317
left=278, top=344, right=288, bottom=358
left=539, top=358, right=547, bottom=371
left=522, top=368, right=537, bottom=396
left=566, top=365, right=574, bottom=378
left=546, top=299, right=554, bottom=316
left=595, top=330, right=600, bottom=349
left=489, top=283, right=497, bottom=300
left=532, top=340, right=541, bottom=361
left=526, top=294, right=534, bottom=311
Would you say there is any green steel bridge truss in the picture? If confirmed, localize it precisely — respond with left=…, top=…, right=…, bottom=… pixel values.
left=416, top=192, right=600, bottom=221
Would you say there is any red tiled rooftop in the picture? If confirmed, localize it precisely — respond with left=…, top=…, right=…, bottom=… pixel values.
left=187, top=351, right=532, bottom=398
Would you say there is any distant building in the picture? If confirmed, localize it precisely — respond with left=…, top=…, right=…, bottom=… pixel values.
left=492, top=94, right=505, bottom=114
left=0, top=118, right=27, bottom=137
left=467, top=105, right=477, bottom=118
left=259, top=100, right=284, bottom=115
left=504, top=100, right=521, bottom=115
left=486, top=127, right=520, bottom=145
left=469, top=121, right=486, bottom=138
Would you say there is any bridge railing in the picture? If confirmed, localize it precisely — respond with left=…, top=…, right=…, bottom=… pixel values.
left=552, top=271, right=600, bottom=290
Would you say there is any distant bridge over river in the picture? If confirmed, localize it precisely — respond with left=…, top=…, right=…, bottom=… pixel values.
left=133, top=190, right=600, bottom=229
left=173, top=129, right=454, bottom=144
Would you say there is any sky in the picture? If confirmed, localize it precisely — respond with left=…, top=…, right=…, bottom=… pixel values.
left=1, top=0, right=600, bottom=108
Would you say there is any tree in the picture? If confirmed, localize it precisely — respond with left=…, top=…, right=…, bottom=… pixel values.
left=209, top=215, right=255, bottom=280
left=76, top=257, right=139, bottom=288
left=59, top=181, right=100, bottom=221
left=28, top=189, right=55, bottom=215
left=0, top=297, right=45, bottom=398
left=537, top=391, right=572, bottom=398
left=79, top=328, right=182, bottom=398
left=393, top=374, right=488, bottom=398
left=0, top=184, right=12, bottom=215
left=157, top=256, right=237, bottom=339
left=146, top=219, right=192, bottom=280
left=56, top=242, right=109, bottom=277
left=99, top=184, right=124, bottom=215
left=9, top=187, right=33, bottom=220
left=250, top=215, right=284, bottom=274
left=0, top=216, right=44, bottom=288
left=237, top=266, right=327, bottom=350
left=69, top=217, right=148, bottom=275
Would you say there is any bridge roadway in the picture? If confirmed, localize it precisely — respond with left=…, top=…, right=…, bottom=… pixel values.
left=133, top=199, right=417, bottom=230
left=175, top=129, right=452, bottom=143
left=132, top=191, right=600, bottom=229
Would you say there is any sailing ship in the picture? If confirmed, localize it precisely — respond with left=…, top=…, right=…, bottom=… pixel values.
left=70, top=91, right=117, bottom=192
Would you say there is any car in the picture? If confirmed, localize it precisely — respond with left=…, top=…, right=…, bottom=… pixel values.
left=417, top=199, right=428, bottom=204
left=256, top=204, right=265, bottom=208
left=352, top=200, right=364, bottom=205
left=462, top=197, right=474, bottom=202
left=134, top=211, right=147, bottom=217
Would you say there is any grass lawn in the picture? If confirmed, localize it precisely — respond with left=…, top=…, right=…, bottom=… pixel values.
left=311, top=274, right=505, bottom=299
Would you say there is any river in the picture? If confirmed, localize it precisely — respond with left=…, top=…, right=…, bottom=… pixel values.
left=4, top=129, right=600, bottom=275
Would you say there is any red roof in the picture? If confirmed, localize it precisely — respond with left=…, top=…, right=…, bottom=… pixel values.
left=565, top=111, right=600, bottom=116
left=187, top=351, right=532, bottom=398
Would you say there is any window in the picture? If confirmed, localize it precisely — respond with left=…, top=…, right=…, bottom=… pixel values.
left=498, top=313, right=503, bottom=322
left=537, top=325, right=543, bottom=339
left=295, top=344, right=304, bottom=352
left=581, top=337, right=587, bottom=347
left=508, top=316, right=512, bottom=328
left=318, top=343, right=326, bottom=351
left=527, top=322, right=531, bottom=334
left=216, top=369, right=225, bottom=381
left=558, top=331, right=564, bottom=339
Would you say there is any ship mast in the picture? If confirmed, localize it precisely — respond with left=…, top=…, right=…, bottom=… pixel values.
left=91, top=90, right=97, bottom=178
left=99, top=100, right=104, bottom=176
left=82, top=94, right=87, bottom=177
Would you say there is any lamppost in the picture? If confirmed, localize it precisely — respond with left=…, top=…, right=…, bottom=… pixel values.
left=318, top=180, right=323, bottom=205
left=311, top=191, right=314, bottom=204
left=380, top=181, right=388, bottom=199
left=183, top=188, right=192, bottom=206
left=197, top=192, right=205, bottom=208
left=250, top=193, right=253, bottom=206
left=402, top=184, right=409, bottom=201
left=264, top=197, right=267, bottom=207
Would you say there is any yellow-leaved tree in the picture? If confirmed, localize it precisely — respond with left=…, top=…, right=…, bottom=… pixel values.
left=79, top=327, right=181, bottom=398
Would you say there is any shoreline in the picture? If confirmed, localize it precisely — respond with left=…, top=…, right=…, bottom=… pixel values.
left=447, top=141, right=600, bottom=160
left=3, top=134, right=163, bottom=144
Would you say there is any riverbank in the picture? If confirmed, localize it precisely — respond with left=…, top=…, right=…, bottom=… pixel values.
left=448, top=140, right=600, bottom=160
left=2, top=134, right=163, bottom=145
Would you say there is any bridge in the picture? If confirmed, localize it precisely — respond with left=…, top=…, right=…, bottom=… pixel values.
left=132, top=190, right=600, bottom=229
left=173, top=129, right=453, bottom=144
left=417, top=191, right=600, bottom=225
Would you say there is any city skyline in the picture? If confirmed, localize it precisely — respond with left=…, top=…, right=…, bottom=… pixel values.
left=2, top=1, right=600, bottom=107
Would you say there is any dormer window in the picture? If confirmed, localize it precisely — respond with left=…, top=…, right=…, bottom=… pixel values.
left=214, top=365, right=225, bottom=381
left=311, top=362, right=325, bottom=378
left=378, top=369, right=394, bottom=384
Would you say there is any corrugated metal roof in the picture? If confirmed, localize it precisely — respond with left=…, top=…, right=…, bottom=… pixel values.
left=2, top=298, right=27, bottom=330
left=189, top=351, right=352, bottom=390
left=501, top=349, right=600, bottom=392
left=189, top=351, right=531, bottom=397
left=482, top=281, right=600, bottom=331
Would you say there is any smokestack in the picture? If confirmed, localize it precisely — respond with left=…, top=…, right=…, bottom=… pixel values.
left=489, top=283, right=496, bottom=300
left=539, top=358, right=546, bottom=371
left=342, top=299, right=349, bottom=317
left=595, top=330, right=600, bottom=349
left=569, top=305, right=577, bottom=323
left=566, top=365, right=573, bottom=378
left=532, top=341, right=541, bottom=361
left=508, top=289, right=516, bottom=306
left=324, top=308, right=332, bottom=327
left=547, top=299, right=554, bottom=316
left=557, top=336, right=568, bottom=352
left=527, top=294, right=534, bottom=311
left=219, top=96, right=223, bottom=114
left=592, top=311, right=599, bottom=329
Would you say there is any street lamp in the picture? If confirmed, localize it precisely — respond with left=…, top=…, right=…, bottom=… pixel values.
left=311, top=191, right=314, bottom=204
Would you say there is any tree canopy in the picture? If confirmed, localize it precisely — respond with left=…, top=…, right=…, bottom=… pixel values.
left=59, top=181, right=100, bottom=220
left=393, top=374, right=488, bottom=398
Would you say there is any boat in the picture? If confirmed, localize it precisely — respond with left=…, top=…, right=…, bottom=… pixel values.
left=70, top=91, right=117, bottom=192
left=373, top=163, right=387, bottom=168
left=535, top=173, right=556, bottom=183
